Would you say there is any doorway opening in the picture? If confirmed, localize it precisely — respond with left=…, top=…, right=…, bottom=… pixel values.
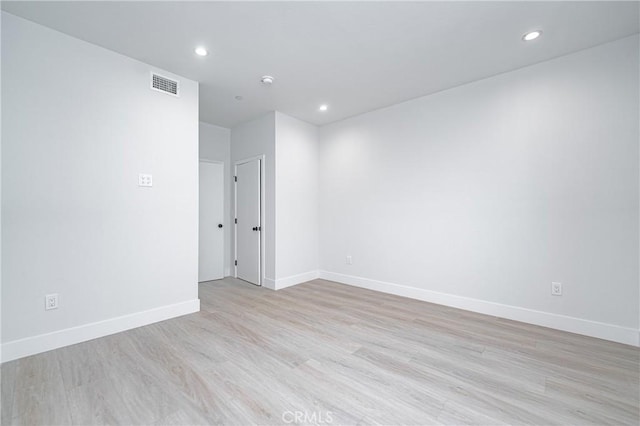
left=234, top=156, right=264, bottom=286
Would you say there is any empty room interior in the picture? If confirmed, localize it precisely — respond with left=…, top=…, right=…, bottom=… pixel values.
left=1, top=1, right=639, bottom=425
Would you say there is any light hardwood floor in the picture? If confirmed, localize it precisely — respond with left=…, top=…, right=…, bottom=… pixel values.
left=2, top=278, right=639, bottom=425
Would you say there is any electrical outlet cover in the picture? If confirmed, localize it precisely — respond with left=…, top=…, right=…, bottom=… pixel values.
left=45, top=293, right=59, bottom=310
left=138, top=173, right=153, bottom=187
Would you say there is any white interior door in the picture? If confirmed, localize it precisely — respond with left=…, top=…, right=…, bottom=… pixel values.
left=235, top=159, right=261, bottom=285
left=199, top=161, right=224, bottom=282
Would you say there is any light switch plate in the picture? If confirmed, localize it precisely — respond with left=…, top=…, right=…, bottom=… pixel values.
left=138, top=173, right=153, bottom=187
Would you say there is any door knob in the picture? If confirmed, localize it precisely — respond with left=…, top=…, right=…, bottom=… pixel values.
left=218, top=224, right=223, bottom=228
left=252, top=227, right=258, bottom=231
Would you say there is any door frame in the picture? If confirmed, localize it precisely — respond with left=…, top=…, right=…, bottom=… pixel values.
left=198, top=159, right=225, bottom=282
left=233, top=155, right=265, bottom=286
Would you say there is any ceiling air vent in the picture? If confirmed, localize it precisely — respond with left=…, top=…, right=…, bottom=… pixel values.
left=151, top=73, right=179, bottom=96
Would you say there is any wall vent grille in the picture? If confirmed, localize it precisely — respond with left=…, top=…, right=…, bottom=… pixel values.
left=151, top=73, right=179, bottom=96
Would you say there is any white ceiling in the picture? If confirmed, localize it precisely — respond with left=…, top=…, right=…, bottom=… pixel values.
left=2, top=1, right=638, bottom=128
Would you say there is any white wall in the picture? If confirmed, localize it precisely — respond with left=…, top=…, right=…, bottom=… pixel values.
left=319, top=36, right=639, bottom=344
left=230, top=111, right=320, bottom=289
left=1, top=13, right=200, bottom=361
left=199, top=122, right=232, bottom=276
left=0, top=9, right=3, bottom=366
left=231, top=112, right=276, bottom=284
left=275, top=112, right=319, bottom=286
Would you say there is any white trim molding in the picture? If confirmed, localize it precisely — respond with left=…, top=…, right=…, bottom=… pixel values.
left=263, top=271, right=320, bottom=291
left=275, top=271, right=320, bottom=290
left=318, top=271, right=639, bottom=347
left=1, top=299, right=200, bottom=363
left=263, top=277, right=277, bottom=290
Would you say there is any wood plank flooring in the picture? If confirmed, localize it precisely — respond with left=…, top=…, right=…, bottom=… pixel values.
left=2, top=278, right=639, bottom=425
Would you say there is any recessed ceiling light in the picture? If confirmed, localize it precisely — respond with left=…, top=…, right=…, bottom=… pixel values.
left=261, top=75, right=274, bottom=85
left=522, top=30, right=542, bottom=42
left=194, top=47, right=208, bottom=56
left=319, top=104, right=328, bottom=112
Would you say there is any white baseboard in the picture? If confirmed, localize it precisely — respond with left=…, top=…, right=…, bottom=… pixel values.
left=274, top=270, right=320, bottom=290
left=318, top=271, right=639, bottom=347
left=1, top=299, right=200, bottom=363
left=263, top=278, right=276, bottom=290
left=263, top=271, right=320, bottom=291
